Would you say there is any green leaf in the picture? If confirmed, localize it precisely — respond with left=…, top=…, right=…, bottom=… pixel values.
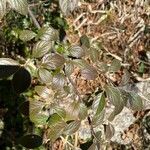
left=43, top=53, right=65, bottom=70
left=69, top=45, right=85, bottom=58
left=105, top=86, right=125, bottom=121
left=92, top=109, right=105, bottom=127
left=32, top=113, right=48, bottom=125
left=97, top=62, right=108, bottom=72
left=37, top=68, right=52, bottom=84
left=64, top=61, right=74, bottom=75
left=81, top=65, right=98, bottom=80
left=128, top=93, right=143, bottom=111
left=89, top=48, right=99, bottom=63
left=80, top=35, right=90, bottom=48
left=109, top=59, right=121, bottom=72
left=35, top=86, right=54, bottom=99
left=78, top=103, right=88, bottom=120
left=12, top=67, right=31, bottom=94
left=19, top=30, right=36, bottom=42
left=8, top=0, right=28, bottom=15
left=48, top=113, right=63, bottom=125
left=52, top=73, right=66, bottom=89
left=63, top=120, right=81, bottom=135
left=73, top=59, right=88, bottom=69
left=92, top=92, right=106, bottom=116
left=0, top=0, right=6, bottom=19
left=53, top=106, right=66, bottom=118
left=59, top=0, right=78, bottom=16
left=32, top=41, right=52, bottom=58
left=38, top=26, right=59, bottom=42
left=18, top=134, right=42, bottom=149
left=47, top=121, right=66, bottom=141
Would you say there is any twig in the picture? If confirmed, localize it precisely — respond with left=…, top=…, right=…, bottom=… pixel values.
left=28, top=7, right=41, bottom=29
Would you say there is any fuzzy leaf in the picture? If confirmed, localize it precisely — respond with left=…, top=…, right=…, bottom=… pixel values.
left=52, top=73, right=66, bottom=89
left=81, top=65, right=98, bottom=80
left=32, top=41, right=52, bottom=58
left=59, top=0, right=78, bottom=16
left=109, top=59, right=121, bottom=72
left=69, top=45, right=85, bottom=58
left=64, top=61, right=74, bottom=75
left=63, top=120, right=81, bottom=135
left=43, top=53, right=65, bottom=70
left=38, top=26, right=59, bottom=42
left=19, top=30, right=36, bottom=42
left=37, top=68, right=52, bottom=84
left=8, top=0, right=28, bottom=15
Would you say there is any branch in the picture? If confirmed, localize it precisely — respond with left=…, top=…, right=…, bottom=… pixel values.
left=28, top=7, right=41, bottom=29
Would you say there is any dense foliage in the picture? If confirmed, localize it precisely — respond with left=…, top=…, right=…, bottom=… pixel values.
left=0, top=0, right=148, bottom=149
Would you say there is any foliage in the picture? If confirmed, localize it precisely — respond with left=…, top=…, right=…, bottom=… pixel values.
left=0, top=0, right=147, bottom=149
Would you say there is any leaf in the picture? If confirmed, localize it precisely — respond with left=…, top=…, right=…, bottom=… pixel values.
left=37, top=68, right=52, bottom=84
left=0, top=58, right=19, bottom=66
left=8, top=0, right=28, bottom=15
left=12, top=67, right=31, bottom=94
left=38, top=26, right=59, bottom=42
left=43, top=53, right=65, bottom=70
left=88, top=143, right=99, bottom=150
left=19, top=30, right=36, bottom=42
left=92, top=92, right=106, bottom=116
left=97, top=62, right=108, bottom=72
left=109, top=59, right=121, bottom=72
left=35, top=86, right=54, bottom=99
left=18, top=134, right=42, bottom=149
left=105, top=86, right=125, bottom=121
left=53, top=106, right=66, bottom=118
left=104, top=123, right=115, bottom=140
left=31, top=113, right=48, bottom=125
left=0, top=0, right=6, bottom=19
left=52, top=73, right=66, bottom=89
left=63, top=120, right=81, bottom=135
left=59, top=0, right=78, bottom=16
left=120, top=69, right=130, bottom=86
left=81, top=65, right=98, bottom=80
left=73, top=59, right=88, bottom=69
left=128, top=93, right=143, bottom=111
left=48, top=113, right=63, bottom=126
left=92, top=109, right=105, bottom=127
left=78, top=103, right=88, bottom=120
left=64, top=61, right=74, bottom=75
left=32, top=41, right=52, bottom=58
left=89, top=48, right=99, bottom=63
left=69, top=45, right=85, bottom=58
left=47, top=121, right=66, bottom=141
left=80, top=35, right=90, bottom=48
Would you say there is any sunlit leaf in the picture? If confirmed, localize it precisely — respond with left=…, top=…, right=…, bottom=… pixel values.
left=0, top=0, right=6, bottom=19
left=0, top=58, right=19, bottom=66
left=92, top=92, right=106, bottom=115
left=48, top=113, right=63, bottom=126
left=43, top=53, right=65, bottom=70
left=69, top=45, right=85, bottom=58
left=128, top=93, right=143, bottom=111
left=64, top=61, right=74, bottom=75
left=19, top=134, right=42, bottom=149
left=37, top=68, right=52, bottom=84
left=52, top=73, right=66, bottom=89
left=81, top=65, right=98, bottom=80
left=8, top=0, right=28, bottom=15
left=104, top=123, right=115, bottom=140
left=109, top=59, right=121, bottom=72
left=12, top=67, right=31, bottom=94
left=59, top=0, right=78, bottom=16
left=19, top=30, right=36, bottom=42
left=63, top=120, right=81, bottom=135
left=32, top=113, right=48, bottom=125
left=53, top=106, right=66, bottom=118
left=35, top=86, right=54, bottom=99
left=38, top=26, right=59, bottom=42
left=32, top=41, right=52, bottom=58
left=105, top=86, right=125, bottom=121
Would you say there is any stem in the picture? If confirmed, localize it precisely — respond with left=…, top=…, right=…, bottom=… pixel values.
left=28, top=7, right=41, bottom=29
